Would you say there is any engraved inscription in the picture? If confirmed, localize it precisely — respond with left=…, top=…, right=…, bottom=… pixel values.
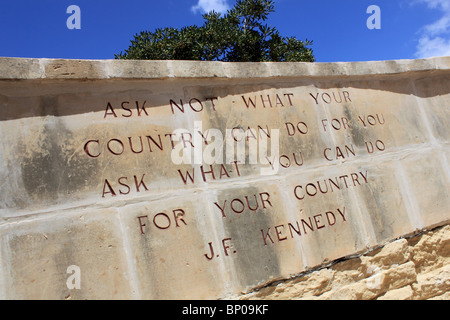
left=81, top=89, right=394, bottom=263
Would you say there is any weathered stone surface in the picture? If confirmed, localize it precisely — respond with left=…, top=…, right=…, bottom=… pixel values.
left=0, top=209, right=133, bottom=299
left=377, top=285, right=414, bottom=300
left=241, top=225, right=450, bottom=300
left=119, top=194, right=231, bottom=299
left=362, top=238, right=410, bottom=267
left=0, top=57, right=449, bottom=299
left=412, top=265, right=450, bottom=300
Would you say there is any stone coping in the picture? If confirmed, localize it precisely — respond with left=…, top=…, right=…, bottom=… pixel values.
left=0, top=56, right=449, bottom=80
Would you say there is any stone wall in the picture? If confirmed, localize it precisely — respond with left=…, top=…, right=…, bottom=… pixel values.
left=240, top=224, right=450, bottom=300
left=0, top=57, right=449, bottom=300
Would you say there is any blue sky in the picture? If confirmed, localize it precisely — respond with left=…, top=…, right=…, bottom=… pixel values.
left=0, top=0, right=449, bottom=62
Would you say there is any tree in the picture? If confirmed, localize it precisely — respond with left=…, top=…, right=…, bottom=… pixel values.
left=115, top=0, right=314, bottom=62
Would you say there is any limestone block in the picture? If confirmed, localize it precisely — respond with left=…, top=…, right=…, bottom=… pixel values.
left=413, top=74, right=450, bottom=143
left=0, top=57, right=43, bottom=79
left=412, top=264, right=450, bottom=299
left=284, top=165, right=372, bottom=268
left=106, top=60, right=171, bottom=79
left=0, top=57, right=448, bottom=299
left=398, top=149, right=450, bottom=228
left=324, top=261, right=416, bottom=300
left=118, top=194, right=227, bottom=299
left=0, top=209, right=132, bottom=299
left=377, top=285, right=414, bottom=300
left=428, top=291, right=450, bottom=300
left=409, top=225, right=450, bottom=274
left=205, top=180, right=304, bottom=292
left=43, top=59, right=106, bottom=79
left=363, top=239, right=410, bottom=268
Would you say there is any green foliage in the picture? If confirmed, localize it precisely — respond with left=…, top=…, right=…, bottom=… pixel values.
left=115, top=0, right=314, bottom=62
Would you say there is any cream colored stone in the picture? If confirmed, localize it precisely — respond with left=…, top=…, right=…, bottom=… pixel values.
left=412, top=264, right=450, bottom=300
left=409, top=225, right=450, bottom=274
left=289, top=269, right=334, bottom=298
left=323, top=261, right=417, bottom=300
left=0, top=209, right=133, bottom=299
left=399, top=150, right=450, bottom=229
left=118, top=194, right=229, bottom=299
left=379, top=261, right=417, bottom=291
left=271, top=268, right=334, bottom=300
left=0, top=57, right=448, bottom=299
left=362, top=239, right=410, bottom=269
left=322, top=280, right=375, bottom=300
left=377, top=285, right=414, bottom=300
left=0, top=57, right=43, bottom=79
left=242, top=224, right=449, bottom=300
left=43, top=59, right=106, bottom=79
left=428, top=291, right=450, bottom=300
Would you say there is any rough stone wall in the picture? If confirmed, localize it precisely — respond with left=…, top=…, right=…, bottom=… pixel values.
left=240, top=224, right=450, bottom=300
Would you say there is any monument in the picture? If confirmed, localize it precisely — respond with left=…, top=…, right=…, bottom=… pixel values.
left=0, top=57, right=448, bottom=299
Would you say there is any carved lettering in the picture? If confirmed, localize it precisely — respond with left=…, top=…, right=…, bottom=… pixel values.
left=359, top=113, right=385, bottom=127
left=177, top=162, right=241, bottom=184
left=204, top=238, right=236, bottom=260
left=101, top=174, right=149, bottom=197
left=214, top=192, right=273, bottom=218
left=104, top=101, right=149, bottom=118
left=285, top=122, right=309, bottom=136
left=294, top=172, right=369, bottom=200
left=170, top=97, right=218, bottom=114
left=261, top=207, right=347, bottom=245
left=323, top=144, right=356, bottom=161
left=365, top=139, right=386, bottom=154
left=138, top=209, right=187, bottom=235
left=321, top=117, right=350, bottom=132
left=310, top=91, right=351, bottom=105
left=242, top=93, right=294, bottom=109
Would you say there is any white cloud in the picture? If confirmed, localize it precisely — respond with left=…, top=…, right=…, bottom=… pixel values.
left=423, top=15, right=450, bottom=36
left=415, top=36, right=450, bottom=58
left=414, top=0, right=450, bottom=58
left=191, top=0, right=230, bottom=14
